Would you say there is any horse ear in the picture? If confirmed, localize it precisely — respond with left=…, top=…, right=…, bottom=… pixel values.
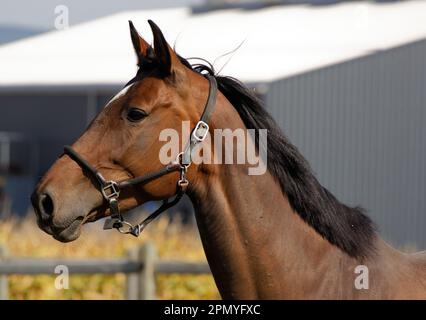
left=128, top=21, right=150, bottom=63
left=148, top=19, right=183, bottom=76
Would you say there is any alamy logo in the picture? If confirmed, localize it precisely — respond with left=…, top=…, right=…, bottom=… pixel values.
left=159, top=121, right=268, bottom=175
left=54, top=264, right=69, bottom=290
left=54, top=5, right=69, bottom=30
left=354, top=265, right=369, bottom=290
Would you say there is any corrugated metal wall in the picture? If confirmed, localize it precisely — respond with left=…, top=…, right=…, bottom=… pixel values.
left=266, top=39, right=426, bottom=249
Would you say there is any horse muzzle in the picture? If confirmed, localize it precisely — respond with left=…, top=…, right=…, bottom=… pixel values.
left=31, top=189, right=84, bottom=242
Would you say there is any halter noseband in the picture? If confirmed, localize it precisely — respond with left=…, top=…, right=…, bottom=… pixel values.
left=63, top=75, right=217, bottom=237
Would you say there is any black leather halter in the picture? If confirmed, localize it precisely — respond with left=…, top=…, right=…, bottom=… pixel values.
left=63, top=75, right=217, bottom=237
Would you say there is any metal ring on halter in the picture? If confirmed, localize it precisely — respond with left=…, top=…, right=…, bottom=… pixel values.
left=116, top=220, right=136, bottom=235
left=175, top=152, right=191, bottom=169
left=178, top=179, right=189, bottom=188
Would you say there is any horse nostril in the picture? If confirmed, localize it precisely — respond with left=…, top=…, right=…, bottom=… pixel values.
left=40, top=193, right=55, bottom=217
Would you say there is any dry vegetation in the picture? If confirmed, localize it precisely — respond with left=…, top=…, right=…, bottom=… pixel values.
left=0, top=214, right=219, bottom=300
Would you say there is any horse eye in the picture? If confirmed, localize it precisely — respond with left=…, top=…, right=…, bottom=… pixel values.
left=126, top=108, right=147, bottom=122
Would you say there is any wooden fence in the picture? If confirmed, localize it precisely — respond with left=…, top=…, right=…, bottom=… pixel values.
left=0, top=242, right=211, bottom=300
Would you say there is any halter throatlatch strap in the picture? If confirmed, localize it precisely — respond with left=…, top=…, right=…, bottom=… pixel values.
left=62, top=75, right=217, bottom=237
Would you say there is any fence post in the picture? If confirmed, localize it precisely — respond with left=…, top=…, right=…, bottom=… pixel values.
left=125, top=247, right=139, bottom=300
left=0, top=245, right=8, bottom=300
left=138, top=242, right=156, bottom=300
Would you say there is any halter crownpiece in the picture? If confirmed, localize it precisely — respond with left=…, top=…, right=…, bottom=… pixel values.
left=63, top=75, right=217, bottom=237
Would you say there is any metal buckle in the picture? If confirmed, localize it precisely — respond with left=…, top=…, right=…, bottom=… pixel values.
left=101, top=181, right=120, bottom=201
left=192, top=121, right=209, bottom=142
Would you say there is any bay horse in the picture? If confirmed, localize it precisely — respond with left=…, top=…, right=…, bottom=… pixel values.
left=31, top=20, right=426, bottom=299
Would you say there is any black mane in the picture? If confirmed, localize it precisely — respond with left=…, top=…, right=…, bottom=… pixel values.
left=182, top=58, right=377, bottom=259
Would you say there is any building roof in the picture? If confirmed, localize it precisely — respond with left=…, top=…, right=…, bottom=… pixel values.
left=0, top=0, right=426, bottom=89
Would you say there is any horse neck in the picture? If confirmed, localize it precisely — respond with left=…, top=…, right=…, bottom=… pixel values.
left=189, top=155, right=355, bottom=298
left=186, top=94, right=353, bottom=299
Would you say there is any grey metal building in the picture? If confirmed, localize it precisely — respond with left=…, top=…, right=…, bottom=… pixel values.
left=266, top=39, right=426, bottom=248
